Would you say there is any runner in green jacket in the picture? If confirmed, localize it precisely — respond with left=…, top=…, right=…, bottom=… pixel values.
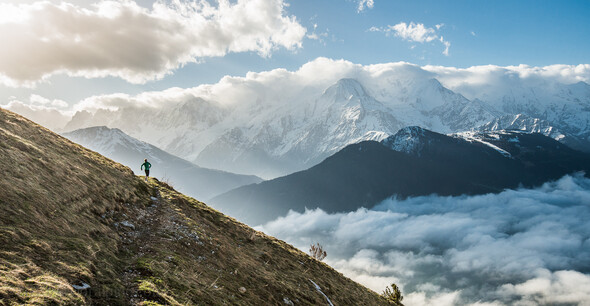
left=141, top=159, right=151, bottom=181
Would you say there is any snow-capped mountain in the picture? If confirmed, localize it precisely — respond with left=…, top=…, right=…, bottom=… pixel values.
left=474, top=113, right=590, bottom=152
left=468, top=81, right=590, bottom=136
left=477, top=114, right=564, bottom=139
left=210, top=127, right=590, bottom=225
left=64, top=77, right=498, bottom=178
left=63, top=126, right=262, bottom=200
left=63, top=71, right=590, bottom=178
left=463, top=81, right=590, bottom=147
left=196, top=78, right=413, bottom=177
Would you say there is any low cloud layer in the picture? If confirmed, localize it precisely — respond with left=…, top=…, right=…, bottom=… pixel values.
left=258, top=174, right=590, bottom=305
left=0, top=0, right=305, bottom=87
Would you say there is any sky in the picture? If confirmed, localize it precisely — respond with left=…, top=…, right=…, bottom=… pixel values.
left=1, top=0, right=590, bottom=113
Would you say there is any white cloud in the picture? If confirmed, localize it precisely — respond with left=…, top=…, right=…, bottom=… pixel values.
left=357, top=0, right=374, bottom=12
left=257, top=174, right=590, bottom=305
left=440, top=36, right=450, bottom=56
left=306, top=23, right=329, bottom=44
left=68, top=57, right=438, bottom=113
left=0, top=0, right=306, bottom=87
left=422, top=63, right=590, bottom=101
left=371, top=22, right=451, bottom=56
left=392, top=22, right=438, bottom=43
left=499, top=269, right=590, bottom=305
left=29, top=94, right=69, bottom=108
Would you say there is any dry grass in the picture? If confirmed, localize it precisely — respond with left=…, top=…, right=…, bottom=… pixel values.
left=118, top=179, right=386, bottom=305
left=0, top=108, right=388, bottom=305
left=0, top=109, right=148, bottom=304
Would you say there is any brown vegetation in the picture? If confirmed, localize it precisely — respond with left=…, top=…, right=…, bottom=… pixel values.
left=382, top=283, right=404, bottom=305
left=309, top=243, right=327, bottom=261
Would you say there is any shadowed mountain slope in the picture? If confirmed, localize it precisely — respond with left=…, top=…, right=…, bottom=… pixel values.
left=211, top=126, right=590, bottom=226
left=0, top=108, right=386, bottom=305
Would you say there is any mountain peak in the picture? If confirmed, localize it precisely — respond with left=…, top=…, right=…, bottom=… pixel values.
left=64, top=125, right=149, bottom=156
left=476, top=114, right=565, bottom=141
left=67, top=125, right=128, bottom=137
left=396, top=125, right=428, bottom=135
left=324, top=78, right=369, bottom=101
left=381, top=126, right=430, bottom=154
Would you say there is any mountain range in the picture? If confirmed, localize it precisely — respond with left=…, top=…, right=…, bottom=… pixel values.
left=63, top=126, right=262, bottom=200
left=0, top=108, right=386, bottom=305
left=210, top=126, right=590, bottom=225
left=61, top=70, right=590, bottom=179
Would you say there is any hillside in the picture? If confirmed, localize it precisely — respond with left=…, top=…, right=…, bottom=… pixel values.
left=0, top=108, right=387, bottom=305
left=211, top=126, right=590, bottom=225
left=63, top=126, right=262, bottom=200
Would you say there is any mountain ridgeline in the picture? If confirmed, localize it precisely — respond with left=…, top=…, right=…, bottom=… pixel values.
left=63, top=126, right=262, bottom=201
left=210, top=126, right=590, bottom=225
left=0, top=108, right=386, bottom=305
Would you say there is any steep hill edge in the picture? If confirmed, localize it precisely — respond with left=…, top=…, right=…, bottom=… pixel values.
left=62, top=126, right=263, bottom=201
left=0, top=108, right=386, bottom=305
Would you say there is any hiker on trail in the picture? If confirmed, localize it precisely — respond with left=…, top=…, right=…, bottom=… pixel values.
left=141, top=159, right=151, bottom=181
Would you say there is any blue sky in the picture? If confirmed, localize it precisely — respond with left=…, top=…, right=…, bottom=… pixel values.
left=1, top=0, right=589, bottom=107
left=146, top=0, right=590, bottom=87
left=250, top=0, right=590, bottom=68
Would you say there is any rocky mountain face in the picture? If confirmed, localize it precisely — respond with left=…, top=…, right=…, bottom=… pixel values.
left=63, top=126, right=262, bottom=200
left=0, top=108, right=386, bottom=305
left=210, top=127, right=590, bottom=226
left=475, top=113, right=590, bottom=153
left=63, top=74, right=590, bottom=178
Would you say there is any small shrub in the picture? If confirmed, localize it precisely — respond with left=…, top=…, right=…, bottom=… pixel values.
left=382, top=283, right=403, bottom=305
left=160, top=174, right=174, bottom=188
left=308, top=243, right=327, bottom=261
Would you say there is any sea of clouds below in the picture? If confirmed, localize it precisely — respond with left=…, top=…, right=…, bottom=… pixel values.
left=257, top=173, right=590, bottom=305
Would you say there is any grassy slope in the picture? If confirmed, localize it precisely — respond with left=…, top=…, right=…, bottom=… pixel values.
left=0, top=108, right=386, bottom=305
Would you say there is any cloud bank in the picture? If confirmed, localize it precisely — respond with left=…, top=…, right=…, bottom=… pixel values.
left=5, top=58, right=590, bottom=131
left=258, top=174, right=590, bottom=305
left=70, top=58, right=590, bottom=111
left=423, top=63, right=590, bottom=101
left=0, top=0, right=306, bottom=87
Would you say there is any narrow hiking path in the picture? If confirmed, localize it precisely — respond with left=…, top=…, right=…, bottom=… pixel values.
left=114, top=178, right=231, bottom=305
left=110, top=178, right=386, bottom=305
left=119, top=185, right=166, bottom=304
left=116, top=181, right=205, bottom=305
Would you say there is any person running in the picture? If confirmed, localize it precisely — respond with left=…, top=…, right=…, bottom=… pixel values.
left=141, top=158, right=151, bottom=181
